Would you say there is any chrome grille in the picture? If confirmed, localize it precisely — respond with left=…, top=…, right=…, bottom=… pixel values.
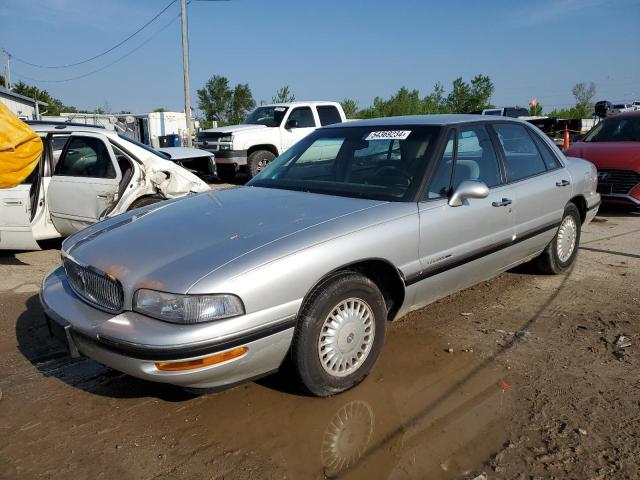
left=597, top=169, right=640, bottom=195
left=64, top=258, right=124, bottom=312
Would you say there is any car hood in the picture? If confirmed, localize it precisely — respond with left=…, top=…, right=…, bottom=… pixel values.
left=203, top=124, right=269, bottom=135
left=564, top=142, right=640, bottom=170
left=64, top=187, right=386, bottom=295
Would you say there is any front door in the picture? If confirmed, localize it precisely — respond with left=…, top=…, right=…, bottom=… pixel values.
left=412, top=125, right=515, bottom=307
left=281, top=106, right=318, bottom=151
left=47, top=133, right=121, bottom=236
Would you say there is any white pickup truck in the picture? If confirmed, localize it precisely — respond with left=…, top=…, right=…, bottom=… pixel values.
left=195, top=101, right=346, bottom=178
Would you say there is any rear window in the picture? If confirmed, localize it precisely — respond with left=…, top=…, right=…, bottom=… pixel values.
left=317, top=106, right=343, bottom=126
left=493, top=124, right=547, bottom=182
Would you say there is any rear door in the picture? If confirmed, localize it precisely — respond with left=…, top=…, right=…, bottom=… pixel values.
left=491, top=123, right=570, bottom=262
left=47, top=133, right=121, bottom=236
left=281, top=106, right=318, bottom=150
left=413, top=125, right=515, bottom=306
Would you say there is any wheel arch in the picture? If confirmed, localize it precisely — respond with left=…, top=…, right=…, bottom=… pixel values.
left=300, top=258, right=406, bottom=322
left=247, top=144, right=279, bottom=157
left=569, top=195, right=587, bottom=223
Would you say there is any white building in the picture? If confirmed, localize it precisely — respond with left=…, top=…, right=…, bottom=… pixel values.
left=0, top=86, right=47, bottom=120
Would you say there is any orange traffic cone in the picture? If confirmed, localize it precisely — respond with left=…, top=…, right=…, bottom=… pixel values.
left=563, top=125, right=570, bottom=150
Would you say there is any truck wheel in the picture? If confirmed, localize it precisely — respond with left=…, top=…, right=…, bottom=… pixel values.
left=127, top=196, right=163, bottom=211
left=290, top=272, right=387, bottom=397
left=247, top=150, right=275, bottom=178
left=534, top=203, right=581, bottom=274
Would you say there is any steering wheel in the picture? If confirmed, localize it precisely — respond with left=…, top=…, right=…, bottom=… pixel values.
left=373, top=165, right=412, bottom=184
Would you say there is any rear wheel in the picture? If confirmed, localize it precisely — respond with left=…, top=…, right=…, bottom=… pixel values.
left=247, top=150, right=275, bottom=178
left=535, top=203, right=581, bottom=274
left=291, top=272, right=387, bottom=397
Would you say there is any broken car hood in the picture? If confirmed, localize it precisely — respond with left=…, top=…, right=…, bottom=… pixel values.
left=64, top=187, right=385, bottom=295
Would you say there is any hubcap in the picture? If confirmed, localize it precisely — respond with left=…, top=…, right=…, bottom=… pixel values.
left=256, top=158, right=271, bottom=172
left=318, top=298, right=375, bottom=377
left=557, top=215, right=577, bottom=262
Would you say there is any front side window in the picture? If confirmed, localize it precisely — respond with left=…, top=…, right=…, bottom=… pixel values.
left=425, top=131, right=455, bottom=199
left=583, top=116, right=640, bottom=142
left=493, top=124, right=547, bottom=182
left=248, top=126, right=439, bottom=201
left=55, top=136, right=116, bottom=179
left=287, top=107, right=316, bottom=128
left=317, top=106, right=342, bottom=126
left=454, top=125, right=502, bottom=188
left=244, top=106, right=289, bottom=127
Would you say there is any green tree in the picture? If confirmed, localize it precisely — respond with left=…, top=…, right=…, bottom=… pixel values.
left=154, top=107, right=166, bottom=112
left=423, top=82, right=448, bottom=114
left=571, top=82, right=596, bottom=118
left=446, top=75, right=494, bottom=113
left=197, top=75, right=256, bottom=125
left=229, top=83, right=256, bottom=124
left=341, top=98, right=359, bottom=118
left=272, top=85, right=295, bottom=103
left=528, top=100, right=543, bottom=116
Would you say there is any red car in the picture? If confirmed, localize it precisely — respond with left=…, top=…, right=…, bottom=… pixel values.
left=564, top=111, right=640, bottom=207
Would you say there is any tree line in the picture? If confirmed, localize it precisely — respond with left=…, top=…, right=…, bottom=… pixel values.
left=1, top=73, right=599, bottom=123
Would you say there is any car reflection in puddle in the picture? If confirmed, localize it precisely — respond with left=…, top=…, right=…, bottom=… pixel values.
left=185, top=327, right=513, bottom=479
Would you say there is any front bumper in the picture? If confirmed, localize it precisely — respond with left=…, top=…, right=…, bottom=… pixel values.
left=194, top=144, right=248, bottom=166
left=40, top=267, right=295, bottom=389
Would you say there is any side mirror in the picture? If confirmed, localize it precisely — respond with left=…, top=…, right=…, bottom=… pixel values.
left=285, top=119, right=299, bottom=129
left=448, top=180, right=489, bottom=207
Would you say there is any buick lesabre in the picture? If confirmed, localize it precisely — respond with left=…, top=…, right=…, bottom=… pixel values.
left=41, top=115, right=600, bottom=396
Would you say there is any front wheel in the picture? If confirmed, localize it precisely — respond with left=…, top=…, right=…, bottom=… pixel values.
left=535, top=203, right=581, bottom=274
left=290, top=272, right=387, bottom=397
left=247, top=150, right=276, bottom=178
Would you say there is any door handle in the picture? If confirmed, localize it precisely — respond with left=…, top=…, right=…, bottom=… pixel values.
left=96, top=193, right=110, bottom=199
left=556, top=179, right=571, bottom=187
left=3, top=200, right=23, bottom=206
left=492, top=198, right=512, bottom=207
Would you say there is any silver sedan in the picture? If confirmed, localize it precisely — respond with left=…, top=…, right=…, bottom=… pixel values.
left=40, top=115, right=600, bottom=396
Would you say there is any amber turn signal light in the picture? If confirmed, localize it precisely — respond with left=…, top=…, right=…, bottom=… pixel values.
left=155, top=346, right=248, bottom=372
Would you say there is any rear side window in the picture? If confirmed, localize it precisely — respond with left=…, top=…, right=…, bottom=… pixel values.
left=493, top=124, right=547, bottom=182
left=55, top=136, right=116, bottom=179
left=454, top=125, right=502, bottom=188
left=530, top=132, right=561, bottom=170
left=288, top=107, right=316, bottom=128
left=317, top=106, right=342, bottom=126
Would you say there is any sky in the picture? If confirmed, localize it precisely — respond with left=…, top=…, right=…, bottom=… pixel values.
left=1, top=0, right=639, bottom=115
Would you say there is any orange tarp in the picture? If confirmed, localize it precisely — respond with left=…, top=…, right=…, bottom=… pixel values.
left=0, top=102, right=43, bottom=188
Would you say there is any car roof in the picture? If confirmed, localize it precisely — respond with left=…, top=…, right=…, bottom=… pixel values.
left=29, top=122, right=119, bottom=137
left=266, top=101, right=341, bottom=107
left=609, top=110, right=640, bottom=119
left=323, top=114, right=528, bottom=128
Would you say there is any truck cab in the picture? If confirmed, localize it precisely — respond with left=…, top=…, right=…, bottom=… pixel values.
left=195, top=101, right=346, bottom=178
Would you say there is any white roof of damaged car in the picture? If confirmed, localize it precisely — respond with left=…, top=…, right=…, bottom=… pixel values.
left=30, top=123, right=120, bottom=136
left=329, top=114, right=526, bottom=128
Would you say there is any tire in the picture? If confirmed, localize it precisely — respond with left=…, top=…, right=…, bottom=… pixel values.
left=290, top=272, right=387, bottom=397
left=127, top=196, right=163, bottom=211
left=247, top=150, right=276, bottom=178
left=216, top=164, right=236, bottom=182
left=534, top=203, right=581, bottom=274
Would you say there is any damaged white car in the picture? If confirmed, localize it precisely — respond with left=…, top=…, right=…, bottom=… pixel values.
left=0, top=122, right=209, bottom=250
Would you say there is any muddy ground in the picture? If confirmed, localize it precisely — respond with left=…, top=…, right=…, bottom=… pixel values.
left=0, top=205, right=638, bottom=480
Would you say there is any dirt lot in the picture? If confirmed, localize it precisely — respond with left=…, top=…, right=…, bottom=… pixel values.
left=1, top=206, right=638, bottom=480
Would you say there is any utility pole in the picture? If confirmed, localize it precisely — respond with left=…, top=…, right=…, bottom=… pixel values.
left=2, top=49, right=10, bottom=89
left=180, top=0, right=193, bottom=146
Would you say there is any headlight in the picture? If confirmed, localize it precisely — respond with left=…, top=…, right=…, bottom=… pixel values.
left=133, top=289, right=244, bottom=324
left=219, top=136, right=232, bottom=143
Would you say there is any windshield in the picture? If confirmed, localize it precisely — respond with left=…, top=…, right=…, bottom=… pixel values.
left=583, top=116, right=640, bottom=142
left=244, top=106, right=289, bottom=127
left=117, top=133, right=171, bottom=159
left=247, top=125, right=440, bottom=201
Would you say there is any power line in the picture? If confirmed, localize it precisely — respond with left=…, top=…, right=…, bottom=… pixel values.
left=9, top=0, right=177, bottom=69
left=14, top=13, right=180, bottom=83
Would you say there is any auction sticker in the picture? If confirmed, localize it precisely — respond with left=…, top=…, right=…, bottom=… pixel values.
left=365, top=130, right=412, bottom=141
